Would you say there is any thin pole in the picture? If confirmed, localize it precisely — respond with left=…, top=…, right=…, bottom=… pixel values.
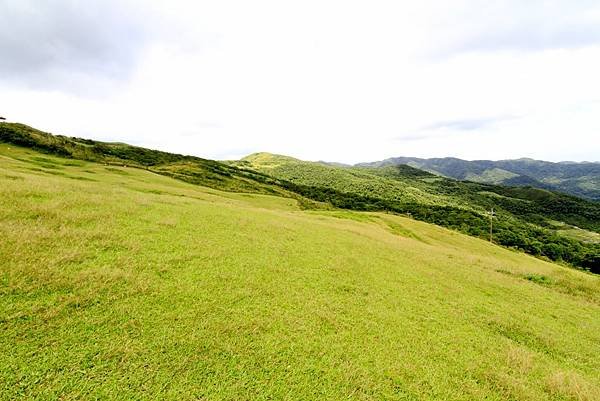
left=489, top=208, right=494, bottom=242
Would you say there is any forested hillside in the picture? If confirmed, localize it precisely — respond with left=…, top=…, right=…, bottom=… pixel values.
left=358, top=156, right=600, bottom=201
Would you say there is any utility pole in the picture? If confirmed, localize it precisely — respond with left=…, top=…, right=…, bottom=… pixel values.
left=489, top=208, right=495, bottom=242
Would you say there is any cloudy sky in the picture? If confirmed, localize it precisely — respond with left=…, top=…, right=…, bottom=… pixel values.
left=1, top=0, right=599, bottom=163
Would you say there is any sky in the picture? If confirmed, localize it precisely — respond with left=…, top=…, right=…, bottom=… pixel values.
left=1, top=0, right=599, bottom=163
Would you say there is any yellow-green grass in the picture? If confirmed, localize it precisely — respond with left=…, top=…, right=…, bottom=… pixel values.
left=1, top=144, right=599, bottom=400
left=559, top=227, right=600, bottom=244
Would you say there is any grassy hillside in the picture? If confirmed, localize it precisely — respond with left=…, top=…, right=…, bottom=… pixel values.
left=1, top=123, right=598, bottom=271
left=358, top=156, right=600, bottom=201
left=237, top=153, right=600, bottom=272
left=0, top=122, right=300, bottom=197
left=2, top=143, right=600, bottom=400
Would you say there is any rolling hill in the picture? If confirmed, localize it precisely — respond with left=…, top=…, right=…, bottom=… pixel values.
left=1, top=123, right=598, bottom=272
left=1, top=135, right=600, bottom=400
left=236, top=153, right=600, bottom=272
left=357, top=156, right=600, bottom=201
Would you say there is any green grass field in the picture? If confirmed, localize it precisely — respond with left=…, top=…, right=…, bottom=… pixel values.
left=1, top=144, right=600, bottom=400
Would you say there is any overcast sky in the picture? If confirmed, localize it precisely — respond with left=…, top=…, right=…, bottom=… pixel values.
left=1, top=0, right=599, bottom=163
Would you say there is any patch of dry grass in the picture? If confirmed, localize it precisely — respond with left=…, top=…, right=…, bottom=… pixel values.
left=546, top=371, right=600, bottom=401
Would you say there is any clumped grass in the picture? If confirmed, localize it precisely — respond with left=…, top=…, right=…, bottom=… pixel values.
left=546, top=371, right=600, bottom=401
left=524, top=274, right=554, bottom=286
left=1, top=145, right=600, bottom=400
left=377, top=216, right=427, bottom=243
left=505, top=346, right=534, bottom=374
left=495, top=268, right=600, bottom=304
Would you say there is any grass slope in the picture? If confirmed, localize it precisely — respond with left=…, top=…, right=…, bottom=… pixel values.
left=1, top=123, right=598, bottom=271
left=0, top=122, right=295, bottom=198
left=238, top=153, right=600, bottom=272
left=2, top=144, right=600, bottom=400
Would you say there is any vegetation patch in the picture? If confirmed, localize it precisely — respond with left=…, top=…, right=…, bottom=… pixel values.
left=487, top=321, right=557, bottom=356
left=307, top=210, right=376, bottom=223
left=104, top=167, right=131, bottom=175
left=523, top=273, right=554, bottom=286
left=379, top=217, right=427, bottom=243
left=1, top=174, right=23, bottom=180
left=66, top=175, right=97, bottom=182
left=546, top=370, right=600, bottom=401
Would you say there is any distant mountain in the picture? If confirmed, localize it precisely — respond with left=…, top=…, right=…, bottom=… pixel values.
left=357, top=157, right=600, bottom=201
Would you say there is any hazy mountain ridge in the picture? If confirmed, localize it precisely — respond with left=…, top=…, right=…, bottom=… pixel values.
left=357, top=156, right=600, bottom=201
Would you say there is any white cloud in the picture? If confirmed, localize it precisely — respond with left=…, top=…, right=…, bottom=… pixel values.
left=1, top=0, right=599, bottom=163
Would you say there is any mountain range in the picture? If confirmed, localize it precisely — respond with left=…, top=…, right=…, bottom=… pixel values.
left=357, top=157, right=600, bottom=201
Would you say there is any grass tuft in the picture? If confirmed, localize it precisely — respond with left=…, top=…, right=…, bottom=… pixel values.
left=524, top=274, right=554, bottom=285
left=546, top=371, right=600, bottom=401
